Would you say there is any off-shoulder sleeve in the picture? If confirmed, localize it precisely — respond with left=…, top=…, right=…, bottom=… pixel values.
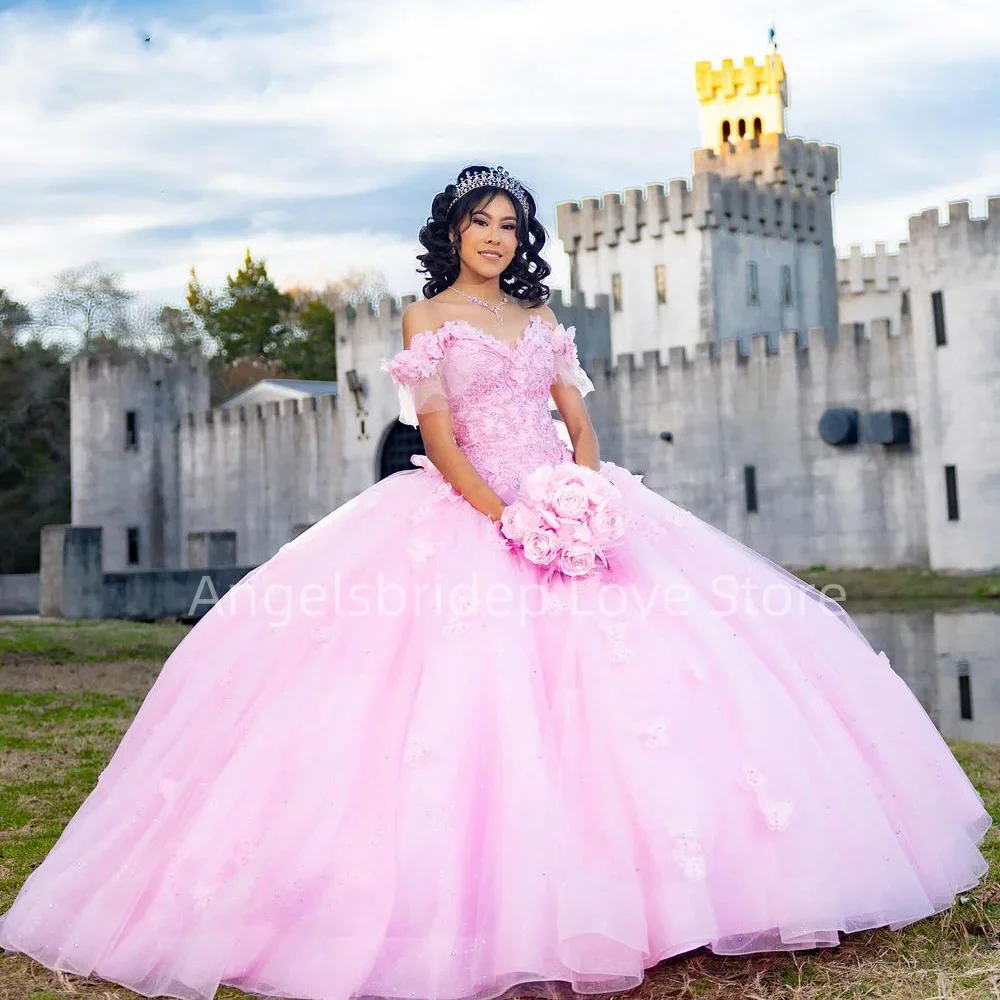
left=550, top=324, right=595, bottom=398
left=378, top=329, right=450, bottom=427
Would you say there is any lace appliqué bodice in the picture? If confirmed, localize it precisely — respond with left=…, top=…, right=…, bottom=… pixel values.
left=380, top=314, right=595, bottom=503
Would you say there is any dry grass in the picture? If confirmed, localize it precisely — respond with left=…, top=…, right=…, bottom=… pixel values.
left=0, top=621, right=998, bottom=1000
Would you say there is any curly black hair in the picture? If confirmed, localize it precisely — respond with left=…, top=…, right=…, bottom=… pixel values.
left=416, top=164, right=552, bottom=307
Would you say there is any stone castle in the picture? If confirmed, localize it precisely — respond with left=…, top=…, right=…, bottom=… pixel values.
left=70, top=53, right=1000, bottom=574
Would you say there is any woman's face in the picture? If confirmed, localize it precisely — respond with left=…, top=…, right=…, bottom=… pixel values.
left=453, top=192, right=519, bottom=281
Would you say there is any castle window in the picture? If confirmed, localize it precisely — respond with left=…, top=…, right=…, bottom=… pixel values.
left=654, top=264, right=667, bottom=305
left=744, top=465, right=758, bottom=513
left=127, top=526, right=140, bottom=565
left=901, top=290, right=910, bottom=316
left=125, top=410, right=139, bottom=450
left=738, top=118, right=747, bottom=139
left=746, top=261, right=760, bottom=306
left=781, top=265, right=793, bottom=305
left=611, top=272, right=622, bottom=312
left=722, top=120, right=731, bottom=145
left=740, top=189, right=750, bottom=218
left=753, top=116, right=762, bottom=140
left=792, top=202, right=800, bottom=229
left=807, top=203, right=816, bottom=232
left=931, top=290, right=947, bottom=346
left=945, top=465, right=959, bottom=521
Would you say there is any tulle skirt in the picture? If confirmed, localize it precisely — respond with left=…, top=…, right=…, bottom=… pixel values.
left=0, top=458, right=990, bottom=1000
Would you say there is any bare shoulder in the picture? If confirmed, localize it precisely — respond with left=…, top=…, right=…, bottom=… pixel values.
left=400, top=299, right=436, bottom=349
left=522, top=300, right=559, bottom=327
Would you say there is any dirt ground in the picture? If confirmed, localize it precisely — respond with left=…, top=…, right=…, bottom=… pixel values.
left=0, top=660, right=161, bottom=698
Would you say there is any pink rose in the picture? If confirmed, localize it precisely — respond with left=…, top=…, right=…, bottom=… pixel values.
left=522, top=465, right=555, bottom=503
left=558, top=542, right=596, bottom=577
left=500, top=502, right=535, bottom=543
left=592, top=506, right=625, bottom=545
left=551, top=481, right=589, bottom=520
left=522, top=528, right=559, bottom=566
left=551, top=462, right=588, bottom=487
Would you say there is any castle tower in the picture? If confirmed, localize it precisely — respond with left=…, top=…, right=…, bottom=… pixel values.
left=694, top=53, right=788, bottom=152
left=71, top=353, right=209, bottom=571
left=906, top=199, right=1000, bottom=570
left=555, top=51, right=840, bottom=359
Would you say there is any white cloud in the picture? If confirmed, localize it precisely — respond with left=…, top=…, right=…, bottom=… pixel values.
left=1, top=0, right=998, bottom=310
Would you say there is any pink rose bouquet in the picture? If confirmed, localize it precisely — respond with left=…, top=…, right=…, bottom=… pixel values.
left=498, top=462, right=626, bottom=581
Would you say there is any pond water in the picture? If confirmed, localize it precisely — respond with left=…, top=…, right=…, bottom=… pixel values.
left=850, top=603, right=1000, bottom=745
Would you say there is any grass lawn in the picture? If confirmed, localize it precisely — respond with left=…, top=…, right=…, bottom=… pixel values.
left=791, top=566, right=1000, bottom=607
left=0, top=619, right=998, bottom=1000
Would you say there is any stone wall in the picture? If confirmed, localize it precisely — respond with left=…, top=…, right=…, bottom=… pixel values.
left=584, top=320, right=926, bottom=569
left=908, top=199, right=1000, bottom=570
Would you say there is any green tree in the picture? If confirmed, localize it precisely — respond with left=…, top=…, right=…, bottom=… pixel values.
left=187, top=249, right=294, bottom=366
left=0, top=288, right=31, bottom=340
left=150, top=304, right=206, bottom=359
left=0, top=290, right=71, bottom=573
left=282, top=293, right=337, bottom=382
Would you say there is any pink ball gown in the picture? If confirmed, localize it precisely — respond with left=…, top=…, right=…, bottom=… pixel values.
left=0, top=313, right=990, bottom=1000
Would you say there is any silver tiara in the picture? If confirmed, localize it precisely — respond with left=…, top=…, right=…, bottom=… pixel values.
left=453, top=166, right=529, bottom=218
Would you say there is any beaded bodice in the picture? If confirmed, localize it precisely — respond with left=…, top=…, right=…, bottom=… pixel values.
left=380, top=314, right=594, bottom=503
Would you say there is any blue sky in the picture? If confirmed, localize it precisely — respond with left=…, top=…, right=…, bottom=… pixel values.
left=2, top=0, right=999, bottom=311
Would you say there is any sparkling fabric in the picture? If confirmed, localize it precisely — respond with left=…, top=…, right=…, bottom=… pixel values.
left=0, top=315, right=990, bottom=1000
left=379, top=315, right=593, bottom=503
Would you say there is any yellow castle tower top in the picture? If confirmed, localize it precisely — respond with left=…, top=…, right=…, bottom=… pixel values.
left=694, top=54, right=788, bottom=152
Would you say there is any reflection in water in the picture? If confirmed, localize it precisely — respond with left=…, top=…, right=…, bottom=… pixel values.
left=851, top=606, right=1000, bottom=745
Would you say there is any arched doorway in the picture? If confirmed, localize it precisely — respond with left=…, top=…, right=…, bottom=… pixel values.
left=378, top=420, right=426, bottom=480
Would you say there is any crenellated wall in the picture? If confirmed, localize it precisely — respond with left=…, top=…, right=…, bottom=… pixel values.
left=692, top=134, right=840, bottom=195
left=907, top=198, right=1000, bottom=570
left=556, top=166, right=838, bottom=358
left=836, top=242, right=909, bottom=348
left=694, top=54, right=788, bottom=151
left=556, top=171, right=832, bottom=252
left=179, top=394, right=345, bottom=567
left=582, top=319, right=926, bottom=569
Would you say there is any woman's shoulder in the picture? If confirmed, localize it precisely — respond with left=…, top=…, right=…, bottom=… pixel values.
left=401, top=299, right=441, bottom=350
left=522, top=300, right=559, bottom=327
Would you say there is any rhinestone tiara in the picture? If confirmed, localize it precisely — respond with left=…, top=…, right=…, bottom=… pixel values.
left=452, top=166, right=529, bottom=218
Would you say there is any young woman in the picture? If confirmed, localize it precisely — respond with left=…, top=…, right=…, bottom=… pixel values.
left=0, top=164, right=990, bottom=1000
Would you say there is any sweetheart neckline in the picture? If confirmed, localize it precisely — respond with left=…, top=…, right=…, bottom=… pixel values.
left=416, top=313, right=558, bottom=357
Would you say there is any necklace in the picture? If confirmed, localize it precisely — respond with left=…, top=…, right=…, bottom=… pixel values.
left=451, top=287, right=510, bottom=323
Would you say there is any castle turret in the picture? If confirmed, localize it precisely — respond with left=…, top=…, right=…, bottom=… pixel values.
left=556, top=51, right=840, bottom=360
left=694, top=53, right=788, bottom=152
left=907, top=198, right=1000, bottom=570
left=71, top=353, right=209, bottom=571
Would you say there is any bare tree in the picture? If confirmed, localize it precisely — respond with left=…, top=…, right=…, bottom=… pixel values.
left=316, top=268, right=391, bottom=311
left=34, top=262, right=139, bottom=353
left=138, top=304, right=206, bottom=359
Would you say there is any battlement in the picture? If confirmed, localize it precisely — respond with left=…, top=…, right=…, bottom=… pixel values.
left=71, top=351, right=208, bottom=381
left=184, top=392, right=337, bottom=431
left=837, top=242, right=908, bottom=294
left=585, top=318, right=905, bottom=380
left=556, top=171, right=829, bottom=252
left=907, top=197, right=1000, bottom=245
left=692, top=134, right=840, bottom=195
left=695, top=54, right=786, bottom=103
